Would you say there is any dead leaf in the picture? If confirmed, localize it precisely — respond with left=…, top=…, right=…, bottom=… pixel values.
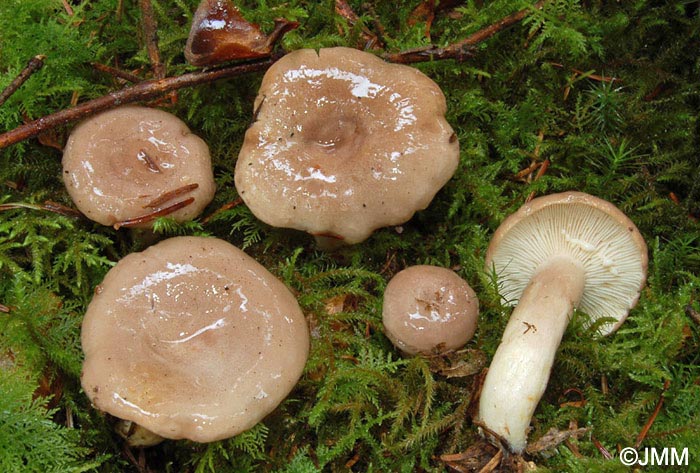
left=526, top=427, right=590, bottom=455
left=427, top=348, right=487, bottom=378
left=324, top=294, right=348, bottom=315
left=439, top=441, right=499, bottom=472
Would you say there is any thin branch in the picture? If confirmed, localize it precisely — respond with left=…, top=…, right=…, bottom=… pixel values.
left=113, top=197, right=195, bottom=229
left=0, top=201, right=83, bottom=218
left=0, top=55, right=47, bottom=107
left=477, top=449, right=502, bottom=473
left=634, top=380, right=671, bottom=449
left=549, top=62, right=620, bottom=83
left=591, top=435, right=613, bottom=460
left=139, top=0, right=165, bottom=80
left=91, top=62, right=142, bottom=83
left=0, top=58, right=276, bottom=149
left=335, top=0, right=383, bottom=49
left=525, top=158, right=550, bottom=202
left=0, top=2, right=543, bottom=148
left=61, top=0, right=74, bottom=15
left=200, top=197, right=243, bottom=224
left=383, top=0, right=546, bottom=63
left=143, top=183, right=199, bottom=208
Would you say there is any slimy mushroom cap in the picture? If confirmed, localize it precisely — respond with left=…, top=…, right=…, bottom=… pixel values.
left=235, top=47, right=459, bottom=245
left=382, top=265, right=479, bottom=355
left=63, top=106, right=215, bottom=228
left=81, top=236, right=309, bottom=443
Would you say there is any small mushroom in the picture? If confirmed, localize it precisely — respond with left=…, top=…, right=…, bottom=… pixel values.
left=382, top=265, right=479, bottom=355
left=62, top=106, right=215, bottom=228
left=478, top=192, right=648, bottom=453
left=81, top=236, right=309, bottom=443
left=235, top=47, right=459, bottom=247
left=184, top=0, right=298, bottom=67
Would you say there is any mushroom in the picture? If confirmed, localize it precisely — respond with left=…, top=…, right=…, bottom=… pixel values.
left=234, top=47, right=459, bottom=247
left=382, top=265, right=479, bottom=355
left=477, top=191, right=648, bottom=453
left=62, top=106, right=215, bottom=229
left=81, top=236, right=309, bottom=443
left=184, top=0, right=298, bottom=67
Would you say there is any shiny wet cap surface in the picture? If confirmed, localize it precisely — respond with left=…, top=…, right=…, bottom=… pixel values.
left=235, top=47, right=459, bottom=244
left=81, top=236, right=309, bottom=442
left=382, top=265, right=479, bottom=355
left=63, top=106, right=215, bottom=228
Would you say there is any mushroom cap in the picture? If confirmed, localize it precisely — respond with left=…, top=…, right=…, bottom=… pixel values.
left=485, top=191, right=648, bottom=336
left=63, top=106, right=215, bottom=228
left=235, top=47, right=460, bottom=244
left=382, top=265, right=479, bottom=355
left=184, top=0, right=269, bottom=66
left=81, top=236, right=309, bottom=443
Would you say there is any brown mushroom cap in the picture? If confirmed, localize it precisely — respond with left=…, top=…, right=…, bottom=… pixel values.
left=63, top=106, right=215, bottom=228
left=382, top=265, right=479, bottom=355
left=184, top=0, right=268, bottom=66
left=485, top=191, right=648, bottom=336
left=235, top=47, right=459, bottom=244
left=81, top=236, right=309, bottom=443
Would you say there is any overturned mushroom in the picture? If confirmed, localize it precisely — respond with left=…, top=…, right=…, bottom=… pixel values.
left=235, top=47, right=459, bottom=247
left=184, top=0, right=298, bottom=67
left=382, top=265, right=479, bottom=355
left=478, top=192, right=647, bottom=453
left=81, top=236, right=309, bottom=443
left=62, top=106, right=215, bottom=228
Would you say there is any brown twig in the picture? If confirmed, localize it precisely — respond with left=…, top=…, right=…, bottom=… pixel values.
left=91, top=62, right=142, bottom=83
left=113, top=197, right=195, bottom=229
left=601, top=374, right=609, bottom=396
left=0, top=58, right=276, bottom=149
left=139, top=0, right=165, bottom=80
left=40, top=201, right=85, bottom=218
left=477, top=449, right=503, bottom=473
left=559, top=387, right=587, bottom=408
left=513, top=161, right=540, bottom=182
left=0, top=55, right=47, bottom=107
left=440, top=451, right=472, bottom=463
left=200, top=198, right=244, bottom=225
left=335, top=0, right=383, bottom=49
left=344, top=452, right=360, bottom=469
left=1, top=2, right=542, bottom=148
left=0, top=201, right=83, bottom=218
left=379, top=250, right=397, bottom=275
left=143, top=183, right=199, bottom=208
left=565, top=439, right=583, bottom=458
left=634, top=380, right=670, bottom=449
left=549, top=62, right=620, bottom=83
left=384, top=0, right=546, bottom=63
left=591, top=435, right=613, bottom=460
left=525, top=158, right=550, bottom=202
left=61, top=0, right=74, bottom=15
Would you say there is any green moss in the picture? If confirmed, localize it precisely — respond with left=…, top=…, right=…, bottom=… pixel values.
left=2, top=0, right=700, bottom=471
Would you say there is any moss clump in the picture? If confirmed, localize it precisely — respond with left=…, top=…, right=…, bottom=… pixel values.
left=2, top=1, right=700, bottom=471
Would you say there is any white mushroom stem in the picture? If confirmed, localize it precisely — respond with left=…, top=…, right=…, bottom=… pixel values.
left=479, top=255, right=586, bottom=453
